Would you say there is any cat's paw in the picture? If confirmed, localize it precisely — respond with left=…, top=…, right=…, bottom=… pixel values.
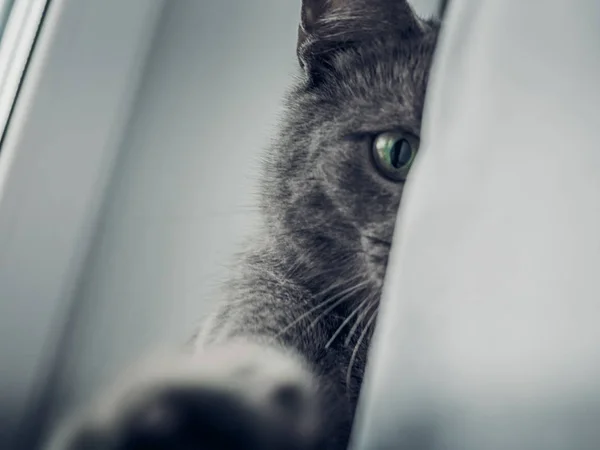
left=49, top=342, right=327, bottom=450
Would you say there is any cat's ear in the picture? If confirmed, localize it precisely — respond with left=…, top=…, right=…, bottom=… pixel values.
left=297, top=0, right=425, bottom=83
left=297, top=0, right=343, bottom=48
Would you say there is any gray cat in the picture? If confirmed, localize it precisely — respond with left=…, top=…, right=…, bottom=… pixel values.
left=52, top=1, right=439, bottom=449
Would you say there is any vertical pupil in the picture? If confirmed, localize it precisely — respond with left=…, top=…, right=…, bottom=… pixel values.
left=390, top=139, right=412, bottom=168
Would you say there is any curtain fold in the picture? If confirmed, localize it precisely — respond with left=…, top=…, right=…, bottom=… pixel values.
left=351, top=1, right=600, bottom=449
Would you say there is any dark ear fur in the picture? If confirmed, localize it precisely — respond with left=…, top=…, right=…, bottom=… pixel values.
left=297, top=0, right=425, bottom=83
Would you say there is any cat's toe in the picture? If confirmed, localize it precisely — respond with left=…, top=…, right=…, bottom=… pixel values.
left=116, top=386, right=303, bottom=450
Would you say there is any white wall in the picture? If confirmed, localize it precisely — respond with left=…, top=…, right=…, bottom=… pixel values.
left=50, top=0, right=300, bottom=414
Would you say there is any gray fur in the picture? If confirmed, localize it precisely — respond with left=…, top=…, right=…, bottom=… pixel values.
left=53, top=2, right=439, bottom=449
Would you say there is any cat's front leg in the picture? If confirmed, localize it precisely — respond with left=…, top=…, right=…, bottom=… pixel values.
left=48, top=250, right=356, bottom=450
left=48, top=339, right=345, bottom=450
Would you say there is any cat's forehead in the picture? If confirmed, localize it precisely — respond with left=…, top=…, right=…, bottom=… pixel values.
left=320, top=35, right=437, bottom=136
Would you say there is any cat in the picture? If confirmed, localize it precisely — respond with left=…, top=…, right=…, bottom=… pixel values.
left=50, top=1, right=439, bottom=449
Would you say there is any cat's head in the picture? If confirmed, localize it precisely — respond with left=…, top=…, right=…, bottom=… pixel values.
left=262, top=0, right=439, bottom=299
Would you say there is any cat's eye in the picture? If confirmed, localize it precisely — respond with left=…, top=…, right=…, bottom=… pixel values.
left=371, top=131, right=419, bottom=182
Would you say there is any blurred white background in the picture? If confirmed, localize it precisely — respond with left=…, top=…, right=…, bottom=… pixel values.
left=49, top=0, right=298, bottom=414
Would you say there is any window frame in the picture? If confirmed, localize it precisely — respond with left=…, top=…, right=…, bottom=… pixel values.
left=0, top=0, right=166, bottom=448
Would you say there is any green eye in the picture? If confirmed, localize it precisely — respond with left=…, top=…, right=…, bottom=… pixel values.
left=371, top=131, right=419, bottom=181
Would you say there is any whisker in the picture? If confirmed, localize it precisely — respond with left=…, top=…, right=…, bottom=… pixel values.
left=276, top=278, right=368, bottom=338
left=325, top=298, right=369, bottom=349
left=307, top=279, right=371, bottom=330
left=345, top=298, right=378, bottom=347
left=310, top=271, right=364, bottom=300
left=346, top=307, right=378, bottom=393
left=275, top=295, right=340, bottom=339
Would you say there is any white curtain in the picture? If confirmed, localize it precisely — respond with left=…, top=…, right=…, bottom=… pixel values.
left=352, top=1, right=600, bottom=449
